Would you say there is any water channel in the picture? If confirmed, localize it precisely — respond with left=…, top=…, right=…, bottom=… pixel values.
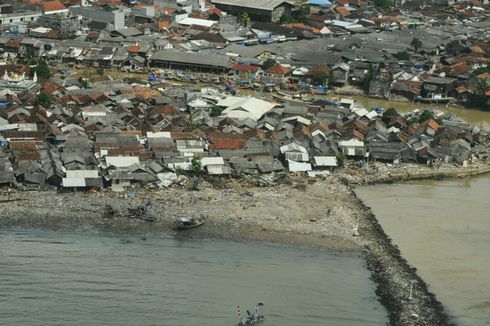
left=357, top=175, right=490, bottom=326
left=0, top=229, right=387, bottom=326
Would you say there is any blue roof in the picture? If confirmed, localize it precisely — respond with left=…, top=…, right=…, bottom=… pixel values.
left=309, top=0, right=331, bottom=5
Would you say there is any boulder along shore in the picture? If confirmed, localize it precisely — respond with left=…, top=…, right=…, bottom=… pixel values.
left=2, top=164, right=489, bottom=325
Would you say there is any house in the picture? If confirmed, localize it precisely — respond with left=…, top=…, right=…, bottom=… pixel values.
left=231, top=63, right=260, bottom=85
left=312, top=156, right=338, bottom=170
left=62, top=170, right=102, bottom=190
left=150, top=51, right=230, bottom=73
left=338, top=138, right=366, bottom=157
left=421, top=76, right=457, bottom=98
left=287, top=160, right=312, bottom=172
left=218, top=96, right=276, bottom=122
left=368, top=141, right=414, bottom=163
left=211, top=0, right=295, bottom=23
left=263, top=64, right=291, bottom=85
left=41, top=1, right=69, bottom=16
left=280, top=142, right=309, bottom=162
left=331, top=62, right=350, bottom=86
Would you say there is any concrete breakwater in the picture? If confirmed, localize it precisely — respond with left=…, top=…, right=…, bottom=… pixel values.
left=350, top=188, right=454, bottom=325
left=346, top=163, right=490, bottom=185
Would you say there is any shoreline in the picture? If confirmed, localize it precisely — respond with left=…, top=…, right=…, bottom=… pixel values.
left=2, top=165, right=489, bottom=325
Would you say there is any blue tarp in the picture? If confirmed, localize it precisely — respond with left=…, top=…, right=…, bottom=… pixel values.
left=309, top=0, right=332, bottom=5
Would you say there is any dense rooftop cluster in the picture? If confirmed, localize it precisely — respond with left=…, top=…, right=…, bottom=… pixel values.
left=0, top=0, right=489, bottom=190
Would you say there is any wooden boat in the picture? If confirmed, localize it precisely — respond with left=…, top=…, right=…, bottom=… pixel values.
left=175, top=216, right=205, bottom=230
left=416, top=95, right=454, bottom=104
left=272, top=92, right=313, bottom=104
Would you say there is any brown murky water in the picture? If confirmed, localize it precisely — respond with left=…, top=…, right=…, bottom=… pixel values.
left=353, top=96, right=490, bottom=129
left=356, top=175, right=490, bottom=326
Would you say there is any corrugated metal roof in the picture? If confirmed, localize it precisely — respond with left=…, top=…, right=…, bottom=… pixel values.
left=106, top=156, right=140, bottom=168
left=313, top=156, right=337, bottom=167
left=66, top=170, right=99, bottom=178
left=151, top=51, right=230, bottom=69
left=62, top=177, right=86, bottom=188
left=287, top=160, right=312, bottom=172
left=212, top=0, right=294, bottom=10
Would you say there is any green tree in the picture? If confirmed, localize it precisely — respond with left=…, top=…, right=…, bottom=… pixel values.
left=96, top=67, right=104, bottom=76
left=372, top=0, right=393, bottom=10
left=361, top=64, right=374, bottom=92
left=262, top=58, right=277, bottom=70
left=293, top=0, right=310, bottom=23
left=20, top=47, right=37, bottom=65
left=445, top=40, right=464, bottom=56
left=35, top=62, right=51, bottom=79
left=310, top=68, right=331, bottom=85
left=36, top=92, right=52, bottom=108
left=411, top=37, right=423, bottom=52
left=210, top=106, right=223, bottom=117
left=394, top=50, right=410, bottom=60
left=191, top=156, right=203, bottom=175
left=383, top=107, right=399, bottom=120
left=240, top=12, right=251, bottom=26
left=79, top=78, right=90, bottom=89
left=468, top=78, right=490, bottom=110
left=336, top=152, right=345, bottom=167
left=418, top=110, right=435, bottom=123
left=473, top=67, right=490, bottom=75
left=280, top=12, right=296, bottom=24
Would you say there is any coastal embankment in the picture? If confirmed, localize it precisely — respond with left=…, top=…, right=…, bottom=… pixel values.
left=2, top=163, right=490, bottom=325
left=343, top=162, right=490, bottom=185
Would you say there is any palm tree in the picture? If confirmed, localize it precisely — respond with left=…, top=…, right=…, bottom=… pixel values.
left=240, top=12, right=251, bottom=27
left=411, top=37, right=423, bottom=52
left=473, top=78, right=490, bottom=95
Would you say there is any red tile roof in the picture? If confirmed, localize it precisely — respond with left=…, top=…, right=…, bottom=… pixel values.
left=212, top=139, right=246, bottom=149
left=335, top=7, right=351, bottom=16
left=427, top=119, right=440, bottom=131
left=127, top=46, right=140, bottom=53
left=265, top=64, right=290, bottom=75
left=158, top=21, right=171, bottom=29
left=207, top=8, right=225, bottom=16
left=477, top=73, right=490, bottom=80
left=231, top=63, right=259, bottom=73
left=448, top=62, right=470, bottom=77
left=42, top=0, right=66, bottom=12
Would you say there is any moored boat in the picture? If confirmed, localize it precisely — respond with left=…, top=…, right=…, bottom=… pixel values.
left=175, top=216, right=205, bottom=230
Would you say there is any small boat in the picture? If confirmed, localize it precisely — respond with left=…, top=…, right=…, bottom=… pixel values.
left=235, top=303, right=264, bottom=326
left=415, top=95, right=454, bottom=104
left=272, top=92, right=313, bottom=104
left=175, top=216, right=205, bottom=230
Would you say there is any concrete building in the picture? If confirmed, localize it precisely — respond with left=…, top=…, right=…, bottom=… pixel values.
left=38, top=14, right=80, bottom=37
left=69, top=5, right=125, bottom=30
left=211, top=0, right=295, bottom=23
left=0, top=71, right=39, bottom=94
left=0, top=10, right=41, bottom=26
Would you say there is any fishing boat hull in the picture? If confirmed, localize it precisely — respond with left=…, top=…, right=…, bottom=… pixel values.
left=175, top=218, right=205, bottom=230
